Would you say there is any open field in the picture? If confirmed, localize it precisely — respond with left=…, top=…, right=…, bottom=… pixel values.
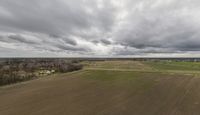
left=1, top=60, right=200, bottom=115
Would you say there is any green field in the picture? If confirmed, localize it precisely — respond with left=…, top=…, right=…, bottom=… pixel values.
left=1, top=60, right=200, bottom=115
left=144, top=61, right=200, bottom=71
left=83, top=60, right=200, bottom=74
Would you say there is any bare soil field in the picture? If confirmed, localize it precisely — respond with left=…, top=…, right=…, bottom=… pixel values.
left=1, top=61, right=200, bottom=115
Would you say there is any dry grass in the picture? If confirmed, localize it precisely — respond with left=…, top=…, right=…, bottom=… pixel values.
left=83, top=60, right=153, bottom=70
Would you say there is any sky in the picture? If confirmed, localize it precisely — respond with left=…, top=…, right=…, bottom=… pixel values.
left=0, top=0, right=200, bottom=57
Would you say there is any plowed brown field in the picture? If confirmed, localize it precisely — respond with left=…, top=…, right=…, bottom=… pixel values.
left=1, top=61, right=200, bottom=115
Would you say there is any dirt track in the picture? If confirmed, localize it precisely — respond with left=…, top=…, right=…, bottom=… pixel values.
left=1, top=71, right=200, bottom=115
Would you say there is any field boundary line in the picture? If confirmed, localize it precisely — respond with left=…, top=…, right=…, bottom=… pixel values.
left=84, top=68, right=200, bottom=76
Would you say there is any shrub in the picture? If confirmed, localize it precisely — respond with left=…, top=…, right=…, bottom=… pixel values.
left=58, top=63, right=83, bottom=73
left=0, top=73, right=36, bottom=86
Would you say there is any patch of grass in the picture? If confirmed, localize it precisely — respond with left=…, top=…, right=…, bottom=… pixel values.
left=144, top=61, right=200, bottom=71
left=82, top=61, right=152, bottom=70
left=80, top=70, right=157, bottom=90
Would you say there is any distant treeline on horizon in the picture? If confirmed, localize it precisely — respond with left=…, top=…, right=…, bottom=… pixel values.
left=1, top=57, right=200, bottom=62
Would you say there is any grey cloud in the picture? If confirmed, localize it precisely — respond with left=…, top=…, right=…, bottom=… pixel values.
left=49, top=34, right=77, bottom=46
left=0, top=35, right=8, bottom=42
left=8, top=34, right=37, bottom=44
left=0, top=0, right=200, bottom=57
left=0, top=34, right=39, bottom=44
left=54, top=44, right=89, bottom=52
left=91, top=40, right=99, bottom=44
left=91, top=39, right=112, bottom=45
left=63, top=38, right=77, bottom=46
left=0, top=0, right=117, bottom=36
left=113, top=0, right=200, bottom=55
left=100, top=39, right=111, bottom=45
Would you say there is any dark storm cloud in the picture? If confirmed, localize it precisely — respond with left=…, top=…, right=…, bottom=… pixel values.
left=0, top=0, right=200, bottom=57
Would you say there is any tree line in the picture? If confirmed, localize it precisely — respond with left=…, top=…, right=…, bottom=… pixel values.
left=0, top=59, right=83, bottom=86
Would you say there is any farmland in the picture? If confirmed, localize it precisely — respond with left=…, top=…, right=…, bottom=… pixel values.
left=1, top=60, right=200, bottom=115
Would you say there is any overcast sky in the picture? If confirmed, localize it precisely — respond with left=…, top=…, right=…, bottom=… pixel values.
left=0, top=0, right=200, bottom=57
